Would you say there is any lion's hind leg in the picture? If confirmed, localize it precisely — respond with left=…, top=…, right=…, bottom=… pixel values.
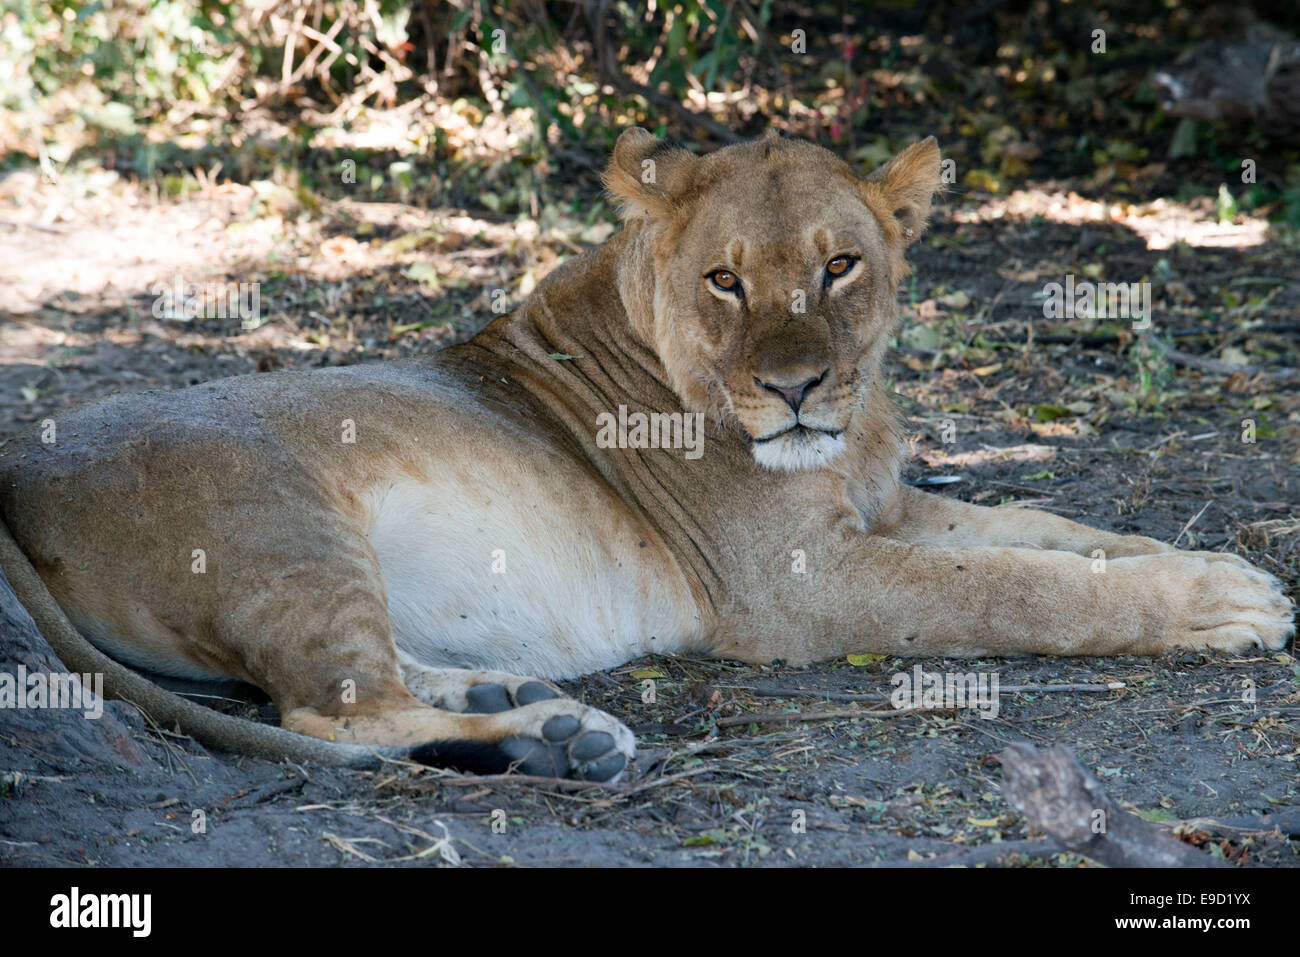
left=282, top=693, right=634, bottom=782
left=261, top=638, right=634, bottom=782
left=213, top=531, right=634, bottom=782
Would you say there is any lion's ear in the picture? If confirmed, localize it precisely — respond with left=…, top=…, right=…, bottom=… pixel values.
left=862, top=136, right=942, bottom=246
left=603, top=127, right=699, bottom=222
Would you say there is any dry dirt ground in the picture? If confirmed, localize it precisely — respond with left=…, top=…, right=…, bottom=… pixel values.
left=1, top=163, right=1297, bottom=868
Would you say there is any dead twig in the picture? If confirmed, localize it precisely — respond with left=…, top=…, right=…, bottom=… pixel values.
left=321, top=832, right=382, bottom=862
left=897, top=838, right=1061, bottom=868
left=582, top=0, right=743, bottom=144
left=416, top=771, right=612, bottom=792
left=1172, top=500, right=1213, bottom=547
left=1174, top=808, right=1300, bottom=839
left=0, top=218, right=69, bottom=234
left=1140, top=330, right=1298, bottom=382
left=714, top=706, right=935, bottom=727
left=723, top=681, right=1125, bottom=703
left=620, top=765, right=724, bottom=796
left=128, top=699, right=200, bottom=787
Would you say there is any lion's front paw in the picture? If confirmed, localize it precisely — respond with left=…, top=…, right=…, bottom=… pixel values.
left=1146, top=553, right=1295, bottom=653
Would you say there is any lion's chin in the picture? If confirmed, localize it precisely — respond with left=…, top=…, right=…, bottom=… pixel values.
left=751, top=427, right=847, bottom=472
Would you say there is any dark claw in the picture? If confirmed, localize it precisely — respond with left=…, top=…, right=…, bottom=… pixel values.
left=465, top=684, right=513, bottom=714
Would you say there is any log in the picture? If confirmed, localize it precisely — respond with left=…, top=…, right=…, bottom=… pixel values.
left=1150, top=24, right=1300, bottom=138
left=999, top=743, right=1221, bottom=867
left=0, top=563, right=153, bottom=769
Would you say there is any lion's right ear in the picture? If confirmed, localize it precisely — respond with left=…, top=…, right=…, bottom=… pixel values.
left=602, top=127, right=699, bottom=222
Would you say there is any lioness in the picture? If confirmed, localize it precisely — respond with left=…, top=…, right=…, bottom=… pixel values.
left=1, top=129, right=1292, bottom=782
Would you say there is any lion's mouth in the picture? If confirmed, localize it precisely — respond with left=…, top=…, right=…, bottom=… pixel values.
left=752, top=423, right=844, bottom=445
left=749, top=423, right=848, bottom=472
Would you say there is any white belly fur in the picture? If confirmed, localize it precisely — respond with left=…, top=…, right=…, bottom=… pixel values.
left=363, top=473, right=704, bottom=680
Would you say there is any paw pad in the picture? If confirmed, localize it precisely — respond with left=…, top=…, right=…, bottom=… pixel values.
left=542, top=715, right=579, bottom=741
left=516, top=681, right=558, bottom=705
left=465, top=684, right=513, bottom=714
left=498, top=726, right=628, bottom=782
left=465, top=681, right=560, bottom=713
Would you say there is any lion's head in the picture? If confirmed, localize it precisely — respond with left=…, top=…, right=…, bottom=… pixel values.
left=603, top=128, right=941, bottom=472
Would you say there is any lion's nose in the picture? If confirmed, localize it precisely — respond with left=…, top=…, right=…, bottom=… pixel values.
left=754, top=370, right=828, bottom=414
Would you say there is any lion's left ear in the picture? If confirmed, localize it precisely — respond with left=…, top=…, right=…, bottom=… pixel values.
left=862, top=136, right=943, bottom=247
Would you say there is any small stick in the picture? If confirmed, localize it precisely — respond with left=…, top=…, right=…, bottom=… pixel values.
left=419, top=764, right=723, bottom=796
left=896, top=838, right=1061, bottom=868
left=1140, top=330, right=1298, bottom=382
left=414, top=771, right=610, bottom=792
left=129, top=699, right=200, bottom=787
left=1174, top=809, right=1300, bottom=838
left=0, top=218, right=68, bottom=234
left=714, top=706, right=935, bottom=727
left=321, top=832, right=380, bottom=862
left=1173, top=500, right=1213, bottom=547
left=620, top=765, right=722, bottom=796
left=723, top=681, right=1125, bottom=703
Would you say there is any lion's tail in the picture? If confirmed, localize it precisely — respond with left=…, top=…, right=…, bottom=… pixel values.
left=0, top=516, right=387, bottom=769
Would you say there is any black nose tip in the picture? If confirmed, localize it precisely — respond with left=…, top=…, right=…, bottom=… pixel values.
left=754, top=371, right=828, bottom=414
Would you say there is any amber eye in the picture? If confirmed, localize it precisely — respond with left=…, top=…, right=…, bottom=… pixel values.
left=710, top=270, right=740, bottom=293
left=826, top=256, right=856, bottom=277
